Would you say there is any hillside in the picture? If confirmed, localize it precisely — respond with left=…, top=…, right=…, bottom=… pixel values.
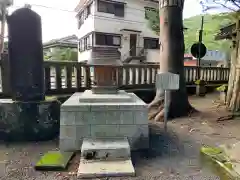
left=183, top=14, right=233, bottom=54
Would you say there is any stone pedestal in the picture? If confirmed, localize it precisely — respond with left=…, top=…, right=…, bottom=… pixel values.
left=59, top=90, right=149, bottom=151
left=0, top=99, right=60, bottom=142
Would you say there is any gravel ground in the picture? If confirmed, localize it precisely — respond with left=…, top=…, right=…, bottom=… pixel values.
left=0, top=93, right=238, bottom=180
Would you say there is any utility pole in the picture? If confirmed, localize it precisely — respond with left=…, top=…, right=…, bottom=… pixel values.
left=197, top=15, right=204, bottom=79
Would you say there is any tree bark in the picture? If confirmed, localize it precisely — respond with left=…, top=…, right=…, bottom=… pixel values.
left=226, top=19, right=240, bottom=112
left=148, top=0, right=194, bottom=121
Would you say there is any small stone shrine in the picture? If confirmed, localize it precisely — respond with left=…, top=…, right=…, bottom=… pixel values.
left=60, top=58, right=149, bottom=178
left=0, top=8, right=60, bottom=142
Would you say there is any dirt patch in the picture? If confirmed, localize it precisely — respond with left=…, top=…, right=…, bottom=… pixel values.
left=0, top=93, right=239, bottom=180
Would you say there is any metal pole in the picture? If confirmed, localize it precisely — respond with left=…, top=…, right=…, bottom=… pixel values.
left=197, top=15, right=204, bottom=79
left=164, top=90, right=168, bottom=131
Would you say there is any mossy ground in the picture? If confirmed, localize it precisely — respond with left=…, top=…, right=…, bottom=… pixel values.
left=35, top=151, right=75, bottom=171
left=200, top=146, right=240, bottom=179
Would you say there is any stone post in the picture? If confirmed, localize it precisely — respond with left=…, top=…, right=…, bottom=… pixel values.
left=7, top=7, right=44, bottom=101
left=1, top=52, right=11, bottom=96
left=0, top=8, right=61, bottom=142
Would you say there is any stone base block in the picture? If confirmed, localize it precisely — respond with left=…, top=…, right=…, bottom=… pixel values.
left=78, top=90, right=133, bottom=103
left=59, top=139, right=82, bottom=152
left=0, top=98, right=60, bottom=142
left=60, top=90, right=149, bottom=151
left=91, top=86, right=118, bottom=94
left=77, top=158, right=135, bottom=179
left=81, top=137, right=130, bottom=160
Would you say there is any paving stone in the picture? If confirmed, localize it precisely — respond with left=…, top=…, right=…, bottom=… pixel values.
left=83, top=111, right=107, bottom=125
left=81, top=138, right=130, bottom=160
left=105, top=112, right=121, bottom=124
left=76, top=125, right=91, bottom=139
left=60, top=125, right=76, bottom=139
left=35, top=151, right=74, bottom=171
left=59, top=139, right=81, bottom=151
left=79, top=90, right=133, bottom=103
left=134, top=110, right=148, bottom=124
left=90, top=125, right=120, bottom=137
left=77, top=158, right=135, bottom=179
left=90, top=105, right=120, bottom=111
left=119, top=111, right=134, bottom=124
left=75, top=112, right=85, bottom=125
left=60, top=111, right=76, bottom=125
left=119, top=125, right=149, bottom=138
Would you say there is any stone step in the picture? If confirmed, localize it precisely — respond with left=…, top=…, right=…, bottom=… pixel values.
left=81, top=138, right=131, bottom=161
left=77, top=158, right=135, bottom=179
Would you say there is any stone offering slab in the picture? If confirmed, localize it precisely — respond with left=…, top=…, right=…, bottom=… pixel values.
left=77, top=158, right=135, bottom=179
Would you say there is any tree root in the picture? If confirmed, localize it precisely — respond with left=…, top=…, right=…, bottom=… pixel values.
left=147, top=95, right=163, bottom=109
left=148, top=101, right=197, bottom=122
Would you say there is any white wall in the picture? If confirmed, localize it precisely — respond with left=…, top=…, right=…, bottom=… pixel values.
left=145, top=49, right=159, bottom=63
left=76, top=0, right=159, bottom=62
left=76, top=1, right=96, bottom=39
left=93, top=0, right=158, bottom=38
left=202, top=50, right=227, bottom=61
left=78, top=49, right=92, bottom=62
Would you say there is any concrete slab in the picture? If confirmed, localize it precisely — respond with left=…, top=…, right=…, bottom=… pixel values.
left=78, top=90, right=133, bottom=103
left=81, top=138, right=130, bottom=160
left=61, top=91, right=146, bottom=112
left=77, top=158, right=135, bottom=179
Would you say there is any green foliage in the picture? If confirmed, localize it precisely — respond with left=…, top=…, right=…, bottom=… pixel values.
left=44, top=48, right=78, bottom=61
left=195, top=79, right=206, bottom=85
left=145, top=8, right=159, bottom=35
left=216, top=84, right=228, bottom=92
left=146, top=10, right=235, bottom=53
left=184, top=13, right=233, bottom=53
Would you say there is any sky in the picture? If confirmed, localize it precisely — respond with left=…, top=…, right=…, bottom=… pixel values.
left=6, top=0, right=221, bottom=42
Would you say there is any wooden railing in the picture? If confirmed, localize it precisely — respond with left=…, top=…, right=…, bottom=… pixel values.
left=0, top=61, right=230, bottom=96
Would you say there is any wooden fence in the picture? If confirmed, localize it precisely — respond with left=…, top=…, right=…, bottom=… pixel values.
left=0, top=61, right=230, bottom=96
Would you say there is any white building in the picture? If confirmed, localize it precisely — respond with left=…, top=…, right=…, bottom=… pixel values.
left=202, top=50, right=227, bottom=62
left=75, top=0, right=160, bottom=64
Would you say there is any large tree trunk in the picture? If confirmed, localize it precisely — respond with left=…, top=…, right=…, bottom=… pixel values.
left=148, top=0, right=193, bottom=121
left=226, top=20, right=240, bottom=111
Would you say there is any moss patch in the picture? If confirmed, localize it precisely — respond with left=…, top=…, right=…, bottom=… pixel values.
left=200, top=146, right=239, bottom=179
left=35, top=151, right=75, bottom=171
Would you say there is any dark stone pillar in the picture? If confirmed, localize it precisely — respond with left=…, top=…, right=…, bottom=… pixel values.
left=7, top=8, right=44, bottom=101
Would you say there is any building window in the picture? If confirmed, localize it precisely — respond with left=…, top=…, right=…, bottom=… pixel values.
left=144, top=38, right=159, bottom=49
left=113, top=36, right=121, bottom=45
left=85, top=34, right=93, bottom=49
left=145, top=7, right=157, bottom=19
left=114, top=3, right=124, bottom=17
left=95, top=33, right=121, bottom=46
left=79, top=34, right=93, bottom=52
left=98, top=0, right=114, bottom=13
left=79, top=39, right=85, bottom=52
left=77, top=3, right=92, bottom=29
left=97, top=0, right=124, bottom=17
